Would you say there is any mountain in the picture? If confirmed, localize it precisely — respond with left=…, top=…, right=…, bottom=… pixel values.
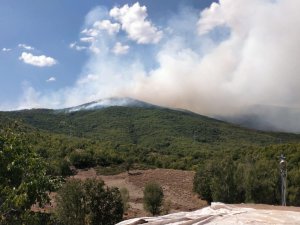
left=62, top=97, right=157, bottom=112
left=62, top=98, right=300, bottom=133
left=1, top=98, right=299, bottom=153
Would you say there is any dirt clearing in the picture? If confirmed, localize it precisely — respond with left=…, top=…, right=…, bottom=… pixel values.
left=73, top=168, right=207, bottom=218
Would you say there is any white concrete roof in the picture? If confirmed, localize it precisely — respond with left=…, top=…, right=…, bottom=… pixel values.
left=117, top=202, right=300, bottom=225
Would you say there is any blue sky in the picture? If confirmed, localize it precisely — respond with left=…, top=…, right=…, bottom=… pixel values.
left=0, top=0, right=214, bottom=109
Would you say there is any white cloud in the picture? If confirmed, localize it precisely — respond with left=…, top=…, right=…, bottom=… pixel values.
left=19, top=52, right=57, bottom=67
left=80, top=37, right=96, bottom=43
left=81, top=28, right=99, bottom=37
left=2, top=48, right=11, bottom=52
left=18, top=44, right=34, bottom=51
left=110, top=2, right=163, bottom=44
left=46, top=77, right=56, bottom=82
left=112, top=42, right=130, bottom=55
left=93, top=20, right=120, bottom=35
left=69, top=42, right=87, bottom=51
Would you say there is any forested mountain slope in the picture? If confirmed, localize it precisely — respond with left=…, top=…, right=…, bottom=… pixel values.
left=1, top=102, right=300, bottom=205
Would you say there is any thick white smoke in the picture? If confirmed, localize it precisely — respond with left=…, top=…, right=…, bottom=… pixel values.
left=127, top=0, right=300, bottom=113
left=19, top=0, right=300, bottom=132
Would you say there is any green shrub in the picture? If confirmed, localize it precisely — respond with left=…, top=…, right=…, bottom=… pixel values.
left=69, top=150, right=95, bottom=169
left=59, top=159, right=74, bottom=176
left=55, top=178, right=123, bottom=225
left=143, top=182, right=164, bottom=215
left=55, top=179, right=85, bottom=225
left=120, top=187, right=130, bottom=212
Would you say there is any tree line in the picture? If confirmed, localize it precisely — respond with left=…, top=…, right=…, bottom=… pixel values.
left=193, top=146, right=300, bottom=206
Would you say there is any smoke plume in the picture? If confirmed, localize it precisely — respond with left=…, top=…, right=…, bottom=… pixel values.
left=19, top=0, right=300, bottom=132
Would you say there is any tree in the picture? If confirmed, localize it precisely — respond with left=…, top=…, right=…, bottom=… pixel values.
left=209, top=158, right=237, bottom=203
left=55, top=178, right=123, bottom=225
left=143, top=182, right=164, bottom=216
left=55, top=179, right=85, bottom=225
left=193, top=155, right=282, bottom=205
left=193, top=162, right=213, bottom=203
left=0, top=124, right=57, bottom=224
left=248, top=160, right=279, bottom=204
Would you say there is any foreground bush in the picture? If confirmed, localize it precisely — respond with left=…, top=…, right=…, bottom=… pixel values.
left=55, top=178, right=123, bottom=225
left=143, top=182, right=164, bottom=215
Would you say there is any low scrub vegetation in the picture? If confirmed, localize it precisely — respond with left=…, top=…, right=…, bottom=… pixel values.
left=143, top=182, right=164, bottom=215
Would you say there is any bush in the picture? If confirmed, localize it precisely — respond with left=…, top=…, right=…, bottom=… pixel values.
left=55, top=179, right=85, bottom=225
left=193, top=162, right=213, bottom=204
left=55, top=178, right=123, bottom=225
left=69, top=150, right=95, bottom=169
left=59, top=159, right=74, bottom=176
left=47, top=159, right=74, bottom=176
left=120, top=187, right=130, bottom=212
left=143, top=182, right=164, bottom=215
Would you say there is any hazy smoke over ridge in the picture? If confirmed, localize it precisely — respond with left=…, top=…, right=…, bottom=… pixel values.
left=20, top=0, right=300, bottom=132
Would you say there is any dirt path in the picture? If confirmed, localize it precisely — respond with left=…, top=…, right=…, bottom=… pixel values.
left=73, top=168, right=207, bottom=218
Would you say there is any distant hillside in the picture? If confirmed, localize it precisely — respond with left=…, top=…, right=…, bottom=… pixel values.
left=1, top=103, right=300, bottom=152
left=1, top=100, right=300, bottom=169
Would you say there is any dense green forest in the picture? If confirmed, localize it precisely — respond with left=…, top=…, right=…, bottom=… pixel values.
left=1, top=105, right=300, bottom=206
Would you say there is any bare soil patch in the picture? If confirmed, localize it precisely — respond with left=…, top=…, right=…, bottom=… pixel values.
left=73, top=168, right=207, bottom=218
